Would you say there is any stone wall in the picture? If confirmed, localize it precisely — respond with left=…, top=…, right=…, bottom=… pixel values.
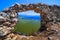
left=3, top=3, right=60, bottom=29
left=0, top=3, right=60, bottom=40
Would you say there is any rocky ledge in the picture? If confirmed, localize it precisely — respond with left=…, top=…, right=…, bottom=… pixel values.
left=0, top=3, right=60, bottom=40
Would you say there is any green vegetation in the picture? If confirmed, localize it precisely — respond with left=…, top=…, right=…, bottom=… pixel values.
left=14, top=19, right=40, bottom=35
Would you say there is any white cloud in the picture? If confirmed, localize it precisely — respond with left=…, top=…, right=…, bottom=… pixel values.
left=18, top=10, right=40, bottom=16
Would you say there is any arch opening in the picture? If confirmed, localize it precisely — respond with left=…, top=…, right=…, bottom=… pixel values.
left=14, top=10, right=41, bottom=35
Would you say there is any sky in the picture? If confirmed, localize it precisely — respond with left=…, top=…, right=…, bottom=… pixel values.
left=0, top=0, right=60, bottom=11
left=18, top=10, right=40, bottom=20
left=18, top=10, right=40, bottom=16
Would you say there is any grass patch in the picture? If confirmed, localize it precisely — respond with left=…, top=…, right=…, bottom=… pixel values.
left=14, top=19, right=40, bottom=35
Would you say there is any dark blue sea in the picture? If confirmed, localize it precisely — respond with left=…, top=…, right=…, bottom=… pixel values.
left=18, top=14, right=41, bottom=20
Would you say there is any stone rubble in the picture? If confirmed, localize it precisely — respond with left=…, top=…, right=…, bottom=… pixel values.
left=0, top=11, right=18, bottom=37
left=0, top=3, right=60, bottom=40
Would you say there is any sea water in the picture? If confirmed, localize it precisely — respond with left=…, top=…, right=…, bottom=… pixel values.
left=14, top=10, right=41, bottom=35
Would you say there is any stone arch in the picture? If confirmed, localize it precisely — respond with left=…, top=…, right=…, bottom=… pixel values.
left=3, top=3, right=50, bottom=25
left=2, top=3, right=60, bottom=31
left=2, top=4, right=50, bottom=33
left=0, top=3, right=60, bottom=36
